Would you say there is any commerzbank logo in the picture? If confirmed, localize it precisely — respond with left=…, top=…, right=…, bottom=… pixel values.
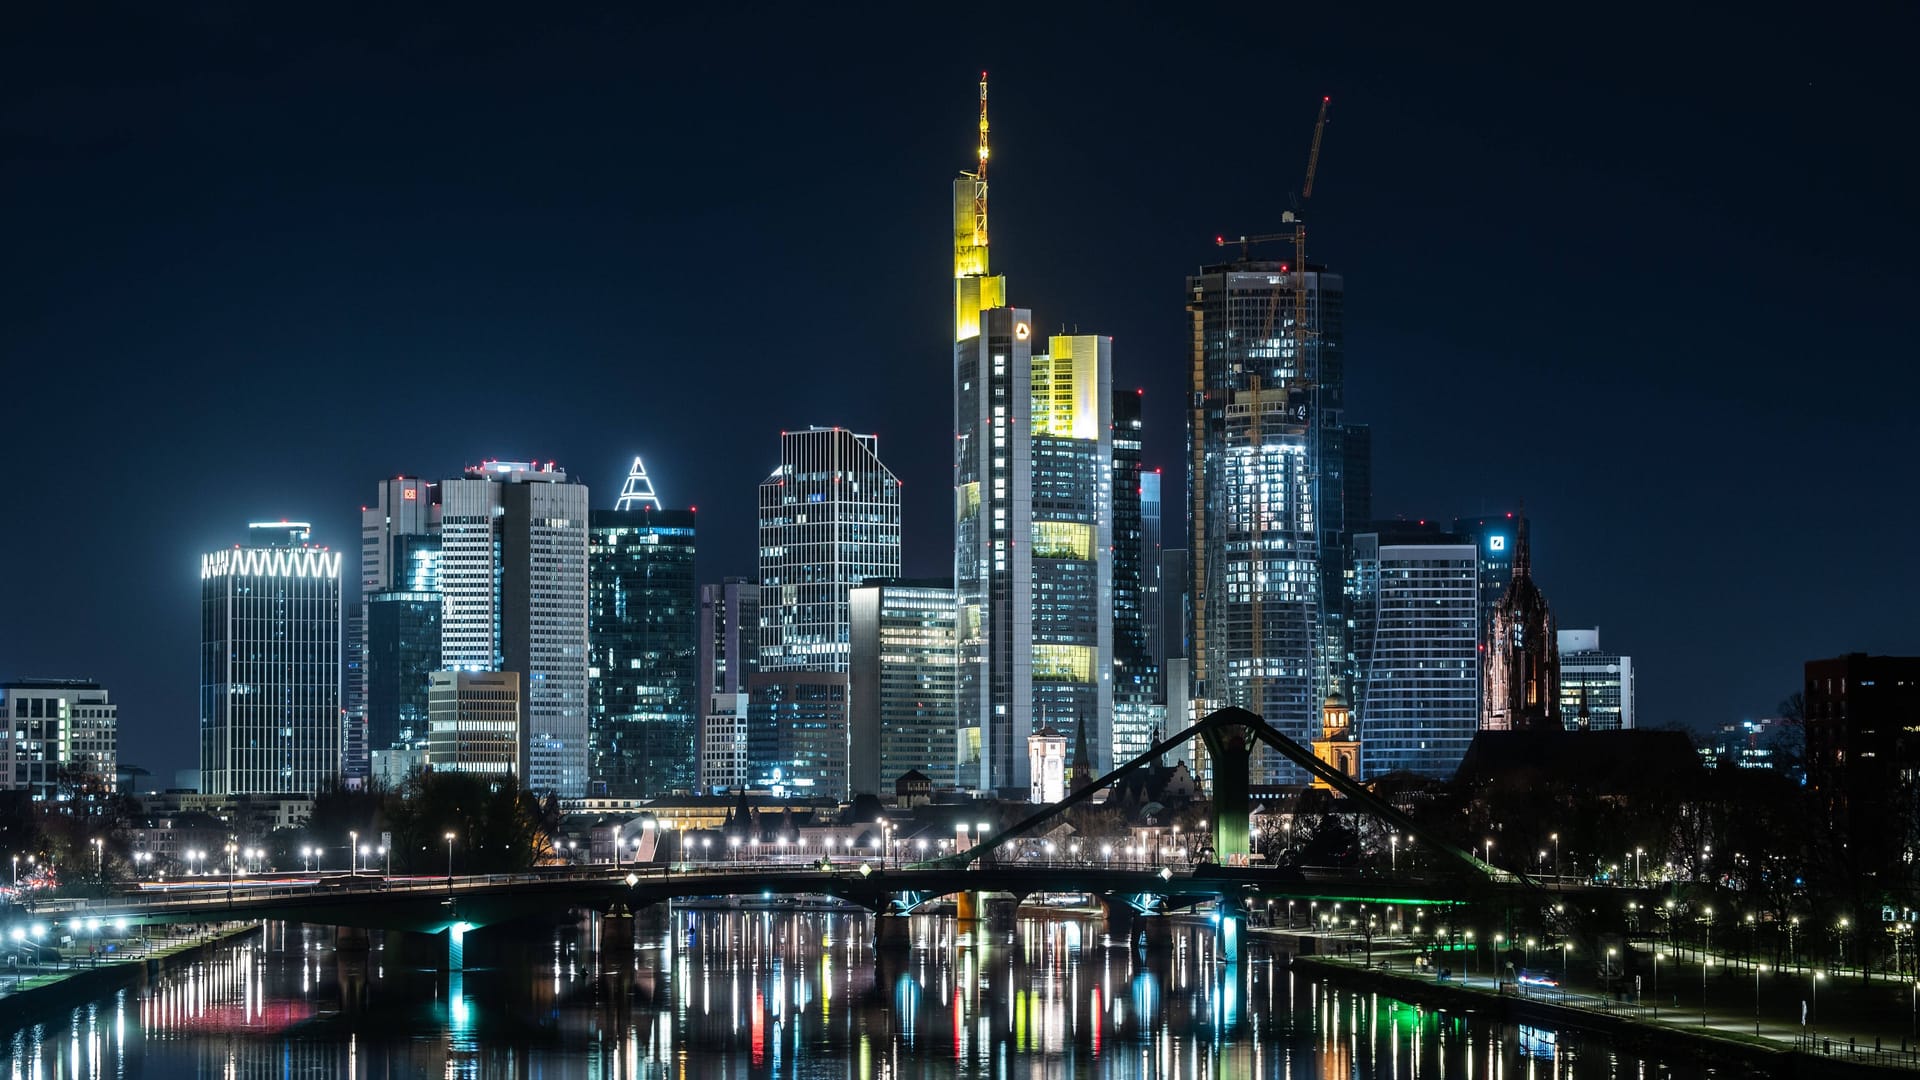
left=202, top=549, right=343, bottom=580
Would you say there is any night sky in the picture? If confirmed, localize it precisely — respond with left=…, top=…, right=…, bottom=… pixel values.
left=6, top=6, right=1915, bottom=782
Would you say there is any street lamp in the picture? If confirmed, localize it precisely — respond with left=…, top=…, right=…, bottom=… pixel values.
left=1754, top=964, right=1766, bottom=1035
left=91, top=838, right=103, bottom=882
left=445, top=833, right=456, bottom=883
left=1551, top=832, right=1560, bottom=881
left=1390, top=834, right=1399, bottom=872
left=1653, top=951, right=1664, bottom=1018
left=1810, top=971, right=1824, bottom=1038
left=349, top=831, right=359, bottom=875
left=1483, top=838, right=1493, bottom=867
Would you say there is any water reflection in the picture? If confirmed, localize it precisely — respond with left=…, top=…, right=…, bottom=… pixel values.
left=2, top=911, right=1708, bottom=1078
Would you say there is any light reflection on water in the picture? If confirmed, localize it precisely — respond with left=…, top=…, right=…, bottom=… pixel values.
left=2, top=911, right=1711, bottom=1079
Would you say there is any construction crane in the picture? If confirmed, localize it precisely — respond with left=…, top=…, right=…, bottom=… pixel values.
left=1208, top=97, right=1330, bottom=767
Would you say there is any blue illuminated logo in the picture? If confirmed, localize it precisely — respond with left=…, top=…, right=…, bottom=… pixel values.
left=1488, top=535, right=1507, bottom=553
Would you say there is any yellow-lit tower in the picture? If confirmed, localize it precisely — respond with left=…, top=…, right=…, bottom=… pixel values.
left=953, top=72, right=1005, bottom=340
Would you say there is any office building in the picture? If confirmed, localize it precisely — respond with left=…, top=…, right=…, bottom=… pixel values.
left=1452, top=511, right=1523, bottom=639
left=1187, top=258, right=1344, bottom=782
left=200, top=522, right=343, bottom=797
left=1481, top=516, right=1560, bottom=731
left=1805, top=654, right=1920, bottom=882
left=747, top=672, right=851, bottom=799
left=1, top=680, right=117, bottom=800
left=698, top=578, right=758, bottom=793
left=949, top=80, right=1117, bottom=793
left=351, top=477, right=441, bottom=779
left=1112, top=389, right=1159, bottom=768
left=1141, top=469, right=1165, bottom=666
left=850, top=578, right=959, bottom=794
left=588, top=463, right=698, bottom=797
left=363, top=590, right=443, bottom=755
left=757, top=428, right=902, bottom=674
left=439, top=461, right=590, bottom=797
left=1349, top=528, right=1480, bottom=778
left=754, top=427, right=900, bottom=799
left=1557, top=628, right=1635, bottom=731
left=426, top=670, right=521, bottom=780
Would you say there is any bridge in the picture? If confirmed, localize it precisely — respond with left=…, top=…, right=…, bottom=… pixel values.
left=14, top=710, right=1657, bottom=964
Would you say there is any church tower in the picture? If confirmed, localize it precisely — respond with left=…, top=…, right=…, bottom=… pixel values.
left=1481, top=512, right=1561, bottom=731
left=1311, top=690, right=1361, bottom=790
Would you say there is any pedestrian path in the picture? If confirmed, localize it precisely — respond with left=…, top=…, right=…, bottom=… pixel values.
left=1264, top=929, right=1920, bottom=1072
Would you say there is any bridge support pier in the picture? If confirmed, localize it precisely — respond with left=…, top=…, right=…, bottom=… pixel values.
left=1099, top=899, right=1136, bottom=943
left=1137, top=916, right=1175, bottom=951
left=985, top=897, right=1019, bottom=935
left=334, top=925, right=370, bottom=953
left=601, top=903, right=635, bottom=963
left=1215, top=911, right=1244, bottom=962
left=444, top=922, right=466, bottom=972
left=873, top=913, right=912, bottom=953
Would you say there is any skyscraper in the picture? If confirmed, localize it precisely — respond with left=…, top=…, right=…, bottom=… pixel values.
left=1557, top=628, right=1635, bottom=731
left=753, top=428, right=901, bottom=799
left=1805, top=654, right=1920, bottom=880
left=1188, top=258, right=1343, bottom=782
left=951, top=80, right=1115, bottom=795
left=1112, top=389, right=1159, bottom=768
left=439, top=461, right=590, bottom=797
left=354, top=477, right=441, bottom=779
left=1141, top=468, right=1165, bottom=668
left=850, top=578, right=959, bottom=794
left=1481, top=516, right=1560, bottom=732
left=698, top=578, right=758, bottom=793
left=1350, top=527, right=1480, bottom=777
left=588, top=459, right=698, bottom=797
left=200, top=522, right=343, bottom=797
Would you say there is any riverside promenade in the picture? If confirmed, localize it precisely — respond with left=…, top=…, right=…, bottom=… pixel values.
left=1262, top=928, right=1920, bottom=1074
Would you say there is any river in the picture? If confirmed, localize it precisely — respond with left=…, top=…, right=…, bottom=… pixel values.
left=3, top=909, right=1718, bottom=1078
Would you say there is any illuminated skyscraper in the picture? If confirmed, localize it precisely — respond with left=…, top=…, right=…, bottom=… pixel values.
left=351, top=477, right=441, bottom=779
left=753, top=427, right=901, bottom=799
left=1188, top=258, right=1348, bottom=783
left=439, top=461, right=590, bottom=797
left=199, top=522, right=343, bottom=797
left=587, top=465, right=697, bottom=797
left=1112, top=389, right=1159, bottom=768
left=850, top=578, right=959, bottom=794
left=1350, top=527, right=1480, bottom=777
left=952, top=79, right=1114, bottom=795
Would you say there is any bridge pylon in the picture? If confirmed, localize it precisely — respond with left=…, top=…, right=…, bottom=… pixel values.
left=1200, top=721, right=1255, bottom=863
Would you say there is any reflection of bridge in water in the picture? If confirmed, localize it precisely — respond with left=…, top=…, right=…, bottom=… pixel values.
left=26, top=710, right=1652, bottom=963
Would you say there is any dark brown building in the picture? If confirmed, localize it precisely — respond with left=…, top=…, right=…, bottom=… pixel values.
left=1805, top=654, right=1920, bottom=879
left=1481, top=514, right=1560, bottom=732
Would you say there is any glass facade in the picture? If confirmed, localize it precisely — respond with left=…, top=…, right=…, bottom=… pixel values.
left=748, top=672, right=851, bottom=799
left=849, top=579, right=959, bottom=793
left=1188, top=262, right=1345, bottom=783
left=1350, top=531, right=1480, bottom=778
left=199, top=524, right=342, bottom=797
left=364, top=590, right=443, bottom=753
left=1, top=681, right=115, bottom=800
left=1111, top=389, right=1160, bottom=769
left=588, top=507, right=698, bottom=797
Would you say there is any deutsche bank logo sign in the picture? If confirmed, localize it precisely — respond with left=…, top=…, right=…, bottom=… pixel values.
left=1488, top=535, right=1508, bottom=553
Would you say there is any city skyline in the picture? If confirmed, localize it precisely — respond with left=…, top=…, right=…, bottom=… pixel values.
left=5, top=9, right=1915, bottom=783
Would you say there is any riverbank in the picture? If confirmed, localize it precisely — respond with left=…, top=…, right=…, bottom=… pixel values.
left=1277, top=937, right=1916, bottom=1078
left=0, top=922, right=260, bottom=1034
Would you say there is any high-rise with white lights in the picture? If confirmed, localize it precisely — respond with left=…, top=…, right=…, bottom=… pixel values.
left=200, top=521, right=343, bottom=797
left=439, top=461, right=590, bottom=797
left=752, top=427, right=901, bottom=799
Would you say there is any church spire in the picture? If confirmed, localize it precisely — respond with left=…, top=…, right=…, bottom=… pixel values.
left=1070, top=717, right=1094, bottom=794
left=1514, top=499, right=1531, bottom=579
